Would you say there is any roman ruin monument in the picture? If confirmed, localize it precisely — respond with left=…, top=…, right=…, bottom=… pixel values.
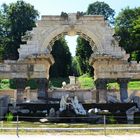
left=1, top=12, right=140, bottom=103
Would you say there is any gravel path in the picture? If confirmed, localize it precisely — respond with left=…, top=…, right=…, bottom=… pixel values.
left=0, top=135, right=140, bottom=140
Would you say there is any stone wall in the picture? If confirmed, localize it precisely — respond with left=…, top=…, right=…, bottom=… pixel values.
left=48, top=89, right=96, bottom=103
left=90, top=58, right=140, bottom=80
left=2, top=88, right=140, bottom=104
left=0, top=90, right=15, bottom=103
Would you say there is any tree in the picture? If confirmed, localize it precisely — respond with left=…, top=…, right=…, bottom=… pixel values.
left=71, top=56, right=82, bottom=76
left=76, top=37, right=93, bottom=76
left=86, top=1, right=115, bottom=24
left=115, top=7, right=140, bottom=61
left=49, top=37, right=72, bottom=78
left=0, top=0, right=39, bottom=60
left=0, top=4, right=9, bottom=61
left=75, top=1, right=114, bottom=76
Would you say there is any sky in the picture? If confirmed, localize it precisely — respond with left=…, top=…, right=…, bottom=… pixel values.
left=0, top=0, right=140, bottom=56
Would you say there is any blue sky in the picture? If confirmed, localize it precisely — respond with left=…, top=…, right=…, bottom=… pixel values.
left=0, top=0, right=140, bottom=56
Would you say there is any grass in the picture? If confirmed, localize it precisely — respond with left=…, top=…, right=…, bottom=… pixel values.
left=2, top=121, right=140, bottom=128
left=108, top=81, right=140, bottom=90
left=0, top=77, right=140, bottom=90
left=1, top=121, right=140, bottom=135
left=77, top=74, right=94, bottom=89
left=128, top=81, right=140, bottom=90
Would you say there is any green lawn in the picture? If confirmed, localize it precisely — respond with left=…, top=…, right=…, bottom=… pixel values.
left=1, top=121, right=140, bottom=135
left=0, top=77, right=140, bottom=90
left=108, top=81, right=140, bottom=90
left=77, top=74, right=94, bottom=89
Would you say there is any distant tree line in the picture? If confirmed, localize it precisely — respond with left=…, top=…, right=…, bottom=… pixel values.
left=0, top=1, right=140, bottom=78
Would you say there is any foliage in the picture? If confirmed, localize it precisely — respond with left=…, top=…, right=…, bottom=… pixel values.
left=86, top=1, right=115, bottom=25
left=0, top=0, right=39, bottom=60
left=128, top=81, right=140, bottom=90
left=9, top=79, right=16, bottom=89
left=1, top=79, right=140, bottom=90
left=9, top=79, right=38, bottom=89
left=49, top=77, right=69, bottom=88
left=76, top=37, right=93, bottom=76
left=71, top=56, right=82, bottom=76
left=78, top=74, right=94, bottom=89
left=107, top=81, right=140, bottom=90
left=108, top=115, right=117, bottom=124
left=27, top=79, right=37, bottom=89
left=107, top=82, right=119, bottom=90
left=0, top=79, right=10, bottom=89
left=49, top=37, right=72, bottom=78
left=115, top=7, right=140, bottom=61
left=5, top=112, right=14, bottom=121
left=0, top=5, right=8, bottom=61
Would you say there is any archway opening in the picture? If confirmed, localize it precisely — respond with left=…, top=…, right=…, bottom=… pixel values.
left=48, top=33, right=95, bottom=89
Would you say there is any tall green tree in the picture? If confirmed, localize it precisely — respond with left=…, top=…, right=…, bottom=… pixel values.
left=76, top=37, right=93, bottom=76
left=76, top=1, right=115, bottom=76
left=115, top=7, right=140, bottom=61
left=86, top=1, right=115, bottom=24
left=49, top=37, right=72, bottom=78
left=0, top=0, right=39, bottom=60
left=0, top=4, right=9, bottom=61
left=71, top=56, right=82, bottom=76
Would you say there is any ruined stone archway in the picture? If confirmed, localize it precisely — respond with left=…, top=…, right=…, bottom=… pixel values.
left=1, top=13, right=140, bottom=102
left=18, top=13, right=126, bottom=62
left=16, top=13, right=135, bottom=102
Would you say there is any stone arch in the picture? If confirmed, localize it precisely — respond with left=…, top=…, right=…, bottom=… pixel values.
left=41, top=26, right=102, bottom=55
left=18, top=13, right=126, bottom=60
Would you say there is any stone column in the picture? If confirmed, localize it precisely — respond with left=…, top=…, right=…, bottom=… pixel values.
left=14, top=78, right=27, bottom=102
left=35, top=78, right=49, bottom=101
left=117, top=78, right=129, bottom=102
left=95, top=79, right=107, bottom=103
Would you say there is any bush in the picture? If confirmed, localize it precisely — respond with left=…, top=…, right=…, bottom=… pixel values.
left=49, top=77, right=70, bottom=88
left=0, top=79, right=10, bottom=89
left=78, top=74, right=94, bottom=89
left=5, top=112, right=14, bottom=121
left=108, top=115, right=117, bottom=124
left=27, top=79, right=37, bottom=89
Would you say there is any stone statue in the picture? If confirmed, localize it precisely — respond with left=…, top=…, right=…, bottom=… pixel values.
left=59, top=95, right=86, bottom=115
left=107, top=95, right=120, bottom=103
left=49, top=108, right=55, bottom=117
left=126, top=106, right=139, bottom=124
left=72, top=96, right=86, bottom=115
left=59, top=94, right=70, bottom=111
left=124, top=91, right=140, bottom=110
left=62, top=81, right=66, bottom=88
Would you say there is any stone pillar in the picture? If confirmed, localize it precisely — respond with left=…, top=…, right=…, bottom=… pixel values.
left=35, top=78, right=49, bottom=100
left=95, top=79, right=107, bottom=103
left=14, top=78, right=27, bottom=102
left=117, top=78, right=129, bottom=102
